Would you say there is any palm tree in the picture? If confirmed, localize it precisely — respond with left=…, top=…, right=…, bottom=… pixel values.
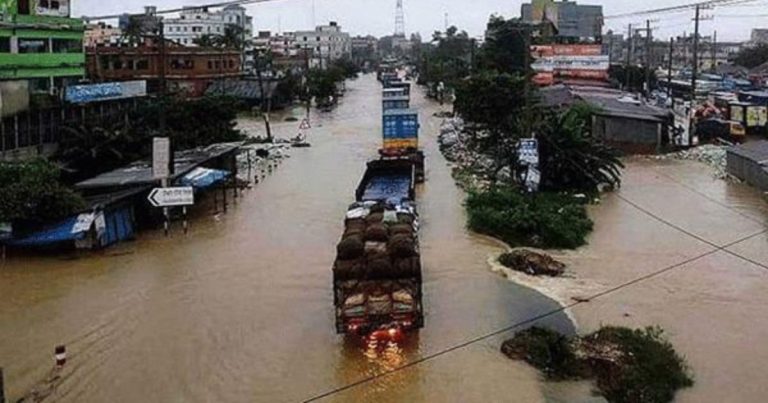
left=537, top=104, right=624, bottom=193
left=217, top=24, right=246, bottom=50
left=120, top=16, right=146, bottom=47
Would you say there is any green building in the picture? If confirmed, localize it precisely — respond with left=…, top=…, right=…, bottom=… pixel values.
left=0, top=0, right=84, bottom=95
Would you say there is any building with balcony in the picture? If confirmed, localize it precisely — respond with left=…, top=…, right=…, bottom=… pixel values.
left=0, top=0, right=85, bottom=101
left=162, top=5, right=254, bottom=72
left=87, top=40, right=241, bottom=98
left=294, top=22, right=351, bottom=69
left=522, top=0, right=603, bottom=41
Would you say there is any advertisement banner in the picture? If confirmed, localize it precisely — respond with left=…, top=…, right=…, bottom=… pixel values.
left=65, top=81, right=147, bottom=104
left=530, top=44, right=608, bottom=85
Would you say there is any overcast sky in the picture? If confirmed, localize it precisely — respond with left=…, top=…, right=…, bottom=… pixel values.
left=74, top=0, right=768, bottom=42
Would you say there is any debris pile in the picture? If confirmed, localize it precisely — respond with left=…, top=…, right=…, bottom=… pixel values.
left=498, top=250, right=566, bottom=277
left=438, top=118, right=495, bottom=190
left=662, top=145, right=729, bottom=179
left=237, top=143, right=291, bottom=179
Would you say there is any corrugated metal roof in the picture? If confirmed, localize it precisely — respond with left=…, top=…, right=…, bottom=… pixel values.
left=205, top=80, right=279, bottom=100
left=76, top=142, right=241, bottom=190
left=576, top=92, right=671, bottom=123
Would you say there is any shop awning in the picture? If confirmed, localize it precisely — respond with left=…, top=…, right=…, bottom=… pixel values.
left=177, top=167, right=230, bottom=190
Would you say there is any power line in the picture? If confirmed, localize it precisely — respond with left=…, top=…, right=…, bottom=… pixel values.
left=83, top=0, right=284, bottom=21
left=301, top=226, right=766, bottom=403
left=604, top=0, right=758, bottom=20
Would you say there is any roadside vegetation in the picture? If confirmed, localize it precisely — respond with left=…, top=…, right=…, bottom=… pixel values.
left=58, top=96, right=245, bottom=181
left=428, top=16, right=622, bottom=250
left=0, top=159, right=85, bottom=226
left=502, top=326, right=694, bottom=403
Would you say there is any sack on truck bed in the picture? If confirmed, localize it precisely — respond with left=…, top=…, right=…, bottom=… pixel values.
left=365, top=223, right=389, bottom=242
left=337, top=235, right=365, bottom=260
left=334, top=259, right=365, bottom=281
left=366, top=212, right=384, bottom=225
left=393, top=257, right=420, bottom=278
left=389, top=234, right=417, bottom=259
left=345, top=218, right=367, bottom=231
left=364, top=241, right=387, bottom=257
left=389, top=223, right=414, bottom=236
left=397, top=213, right=415, bottom=225
left=367, top=258, right=394, bottom=279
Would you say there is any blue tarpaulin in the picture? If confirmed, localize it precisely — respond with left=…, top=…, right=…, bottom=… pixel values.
left=362, top=175, right=412, bottom=204
left=177, top=167, right=230, bottom=190
left=7, top=216, right=88, bottom=247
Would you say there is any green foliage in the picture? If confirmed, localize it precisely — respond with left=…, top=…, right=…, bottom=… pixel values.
left=734, top=43, right=768, bottom=69
left=455, top=70, right=529, bottom=134
left=479, top=15, right=532, bottom=75
left=503, top=326, right=694, bottom=403
left=58, top=97, right=245, bottom=179
left=466, top=186, right=593, bottom=249
left=307, top=60, right=358, bottom=103
left=538, top=104, right=624, bottom=193
left=0, top=159, right=85, bottom=225
left=501, top=327, right=584, bottom=380
left=417, top=26, right=476, bottom=90
left=587, top=327, right=695, bottom=403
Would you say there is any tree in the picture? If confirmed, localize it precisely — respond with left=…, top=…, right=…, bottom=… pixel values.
left=538, top=103, right=624, bottom=193
left=193, top=34, right=219, bottom=48
left=0, top=159, right=85, bottom=226
left=608, top=65, right=657, bottom=93
left=217, top=24, right=246, bottom=50
left=479, top=15, right=532, bottom=75
left=734, top=43, right=768, bottom=69
left=120, top=16, right=146, bottom=46
left=454, top=71, right=533, bottom=181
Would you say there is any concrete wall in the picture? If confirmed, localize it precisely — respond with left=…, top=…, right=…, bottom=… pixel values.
left=727, top=151, right=768, bottom=192
left=0, top=80, right=29, bottom=117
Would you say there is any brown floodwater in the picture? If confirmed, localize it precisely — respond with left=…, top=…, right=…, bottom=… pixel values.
left=0, top=75, right=574, bottom=403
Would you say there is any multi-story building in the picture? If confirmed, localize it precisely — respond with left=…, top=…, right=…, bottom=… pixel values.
left=163, top=5, right=254, bottom=72
left=294, top=22, right=351, bottom=69
left=351, top=35, right=378, bottom=64
left=87, top=39, right=241, bottom=98
left=85, top=23, right=123, bottom=48
left=751, top=29, right=768, bottom=45
left=522, top=0, right=603, bottom=41
left=0, top=0, right=85, bottom=100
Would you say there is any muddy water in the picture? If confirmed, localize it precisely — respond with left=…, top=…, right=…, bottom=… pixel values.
left=0, top=75, right=573, bottom=403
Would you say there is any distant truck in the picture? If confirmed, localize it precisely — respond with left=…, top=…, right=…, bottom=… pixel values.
left=382, top=108, right=424, bottom=182
left=333, top=159, right=424, bottom=337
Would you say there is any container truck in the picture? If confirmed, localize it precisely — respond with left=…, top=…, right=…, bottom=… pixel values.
left=333, top=159, right=424, bottom=337
left=383, top=95, right=410, bottom=111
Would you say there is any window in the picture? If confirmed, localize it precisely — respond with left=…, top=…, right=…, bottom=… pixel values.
left=0, top=37, right=10, bottom=53
left=52, top=39, right=82, bottom=53
left=18, top=0, right=30, bottom=15
left=208, top=60, right=214, bottom=70
left=18, top=38, right=49, bottom=53
left=136, top=59, right=149, bottom=70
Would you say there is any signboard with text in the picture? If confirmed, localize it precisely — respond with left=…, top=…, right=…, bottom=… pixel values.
left=65, top=81, right=147, bottom=104
left=148, top=187, right=194, bottom=208
left=152, top=137, right=171, bottom=180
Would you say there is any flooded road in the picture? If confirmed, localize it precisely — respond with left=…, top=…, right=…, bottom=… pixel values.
left=0, top=75, right=573, bottom=402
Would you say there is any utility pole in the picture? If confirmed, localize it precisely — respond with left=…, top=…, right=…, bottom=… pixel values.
left=625, top=23, right=632, bottom=91
left=608, top=34, right=614, bottom=66
left=645, top=19, right=652, bottom=96
left=712, top=30, right=717, bottom=72
left=691, top=4, right=701, bottom=102
left=668, top=37, right=674, bottom=107
left=158, top=20, right=166, bottom=137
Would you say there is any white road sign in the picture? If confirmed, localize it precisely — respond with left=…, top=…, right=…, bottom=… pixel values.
left=518, top=139, right=540, bottom=166
left=153, top=137, right=171, bottom=180
left=148, top=187, right=194, bottom=207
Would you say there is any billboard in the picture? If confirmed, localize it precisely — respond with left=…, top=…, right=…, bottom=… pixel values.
left=531, top=44, right=608, bottom=86
left=65, top=81, right=147, bottom=104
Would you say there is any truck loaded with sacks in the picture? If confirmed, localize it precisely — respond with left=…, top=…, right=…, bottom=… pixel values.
left=333, top=159, right=424, bottom=336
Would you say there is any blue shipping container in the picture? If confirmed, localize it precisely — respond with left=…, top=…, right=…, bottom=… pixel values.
left=383, top=96, right=410, bottom=111
left=383, top=109, right=420, bottom=139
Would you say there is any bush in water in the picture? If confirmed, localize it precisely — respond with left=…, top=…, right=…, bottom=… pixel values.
left=466, top=186, right=593, bottom=249
left=502, top=326, right=694, bottom=403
